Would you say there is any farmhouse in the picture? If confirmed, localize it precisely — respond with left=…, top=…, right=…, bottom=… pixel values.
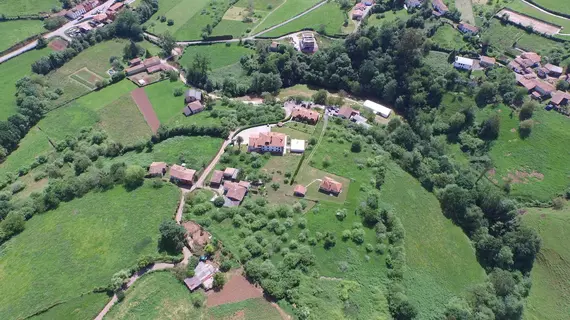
left=291, top=107, right=320, bottom=124
left=301, top=32, right=317, bottom=53
left=129, top=57, right=142, bottom=66
left=479, top=56, right=496, bottom=68
left=93, top=13, right=108, bottom=23
left=223, top=167, right=239, bottom=180
left=223, top=181, right=249, bottom=206
left=290, top=139, right=306, bottom=153
left=182, top=101, right=204, bottom=116
left=337, top=106, right=359, bottom=119
left=521, top=52, right=541, bottom=65
left=454, top=56, right=475, bottom=70
left=210, top=170, right=224, bottom=188
left=549, top=91, right=570, bottom=108
left=544, top=63, right=563, bottom=77
left=270, top=41, right=280, bottom=52
left=184, top=262, right=217, bottom=291
left=146, top=64, right=164, bottom=74
left=431, top=0, right=448, bottom=16
left=405, top=0, right=423, bottom=8
left=66, top=5, right=86, bottom=19
left=248, top=132, right=287, bottom=155
left=458, top=22, right=479, bottom=35
left=169, top=164, right=196, bottom=186
left=352, top=9, right=364, bottom=20
left=144, top=57, right=161, bottom=68
left=351, top=114, right=370, bottom=128
left=294, top=184, right=307, bottom=197
left=517, top=77, right=555, bottom=100
left=185, top=88, right=203, bottom=103
left=363, top=100, right=392, bottom=118
left=319, top=177, right=343, bottom=196
left=125, top=64, right=146, bottom=76
left=148, top=162, right=167, bottom=177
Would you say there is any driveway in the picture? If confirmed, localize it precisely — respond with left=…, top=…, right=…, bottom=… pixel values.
left=234, top=125, right=273, bottom=146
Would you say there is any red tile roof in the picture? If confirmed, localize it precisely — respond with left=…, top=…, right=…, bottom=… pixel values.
left=338, top=106, right=357, bottom=118
left=480, top=56, right=496, bottom=65
left=109, top=2, right=124, bottom=11
left=294, top=184, right=306, bottom=196
left=291, top=107, right=319, bottom=122
left=93, top=13, right=108, bottom=22
left=170, top=164, right=196, bottom=182
left=521, top=52, right=541, bottom=64
left=224, top=181, right=248, bottom=202
left=432, top=0, right=448, bottom=11
left=319, top=177, right=343, bottom=194
left=459, top=22, right=479, bottom=33
left=146, top=64, right=163, bottom=73
left=144, top=56, right=161, bottom=68
left=210, top=170, right=223, bottom=185
left=248, top=132, right=287, bottom=149
left=148, top=162, right=167, bottom=175
left=187, top=100, right=204, bottom=113
left=224, top=167, right=238, bottom=177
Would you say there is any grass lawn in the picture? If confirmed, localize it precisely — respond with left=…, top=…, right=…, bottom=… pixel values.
left=253, top=0, right=322, bottom=34
left=507, top=0, right=570, bottom=31
left=455, top=0, right=475, bottom=24
left=235, top=0, right=283, bottom=11
left=272, top=123, right=314, bottom=140
left=367, top=9, right=409, bottom=27
left=209, top=62, right=253, bottom=89
left=30, top=293, right=110, bottom=320
left=261, top=2, right=348, bottom=37
left=522, top=207, right=570, bottom=320
left=208, top=298, right=283, bottom=320
left=0, top=127, right=52, bottom=176
left=0, top=0, right=59, bottom=15
left=0, top=46, right=51, bottom=120
left=179, top=43, right=253, bottom=70
left=109, top=136, right=223, bottom=171
left=486, top=105, right=570, bottom=201
left=106, top=271, right=204, bottom=319
left=97, top=94, right=153, bottom=145
left=172, top=0, right=231, bottom=40
left=531, top=0, right=570, bottom=15
left=424, top=51, right=454, bottom=77
left=139, top=40, right=161, bottom=56
left=46, top=39, right=127, bottom=104
left=143, top=0, right=209, bottom=36
left=431, top=24, right=470, bottom=50
left=0, top=182, right=181, bottom=320
left=0, top=20, right=46, bottom=52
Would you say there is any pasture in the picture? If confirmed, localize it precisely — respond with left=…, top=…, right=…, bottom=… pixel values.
left=482, top=19, right=564, bottom=55
left=0, top=0, right=59, bottom=15
left=455, top=0, right=475, bottom=24
left=253, top=0, right=322, bottom=34
left=207, top=298, right=283, bottom=320
left=179, top=43, right=253, bottom=70
left=261, top=2, right=348, bottom=37
left=0, top=46, right=51, bottom=120
left=0, top=182, right=181, bottom=320
left=523, top=207, right=570, bottom=320
left=173, top=0, right=232, bottom=40
left=486, top=105, right=570, bottom=201
left=506, top=0, right=570, bottom=32
left=143, top=0, right=209, bottom=35
left=530, top=0, right=570, bottom=15
left=431, top=24, right=471, bottom=50
left=367, top=9, right=409, bottom=27
left=0, top=20, right=46, bottom=52
left=106, top=271, right=205, bottom=319
left=97, top=93, right=153, bottom=145
left=30, top=293, right=110, bottom=320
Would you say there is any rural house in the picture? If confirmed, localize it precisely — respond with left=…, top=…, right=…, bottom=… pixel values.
left=544, top=63, right=563, bottom=77
left=549, top=91, right=570, bottom=109
left=405, top=0, right=422, bottom=8
left=223, top=181, right=249, bottom=206
left=319, top=177, right=343, bottom=196
left=521, top=52, right=541, bottom=66
left=148, top=162, right=167, bottom=177
left=184, top=262, right=217, bottom=291
left=337, top=106, right=359, bottom=119
left=294, top=184, right=307, bottom=197
left=363, top=100, right=392, bottom=118
left=65, top=4, right=87, bottom=19
left=185, top=89, right=203, bottom=103
left=143, top=57, right=161, bottom=68
left=223, top=167, right=239, bottom=180
left=182, top=101, right=204, bottom=116
left=169, top=164, right=196, bottom=186
left=210, top=170, right=224, bottom=188
left=270, top=41, right=280, bottom=52
left=129, top=57, right=142, bottom=66
left=454, top=56, right=475, bottom=70
left=458, top=22, right=479, bottom=35
left=479, top=56, right=496, bottom=68
left=125, top=64, right=146, bottom=76
left=248, top=132, right=287, bottom=155
left=431, top=0, right=448, bottom=16
left=301, top=32, right=317, bottom=52
left=291, top=107, right=320, bottom=124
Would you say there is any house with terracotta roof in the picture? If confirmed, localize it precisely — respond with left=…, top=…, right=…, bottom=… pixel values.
left=270, top=41, right=280, bottom=52
left=185, top=89, right=203, bottom=103
left=479, top=56, right=496, bottom=68
left=93, top=13, right=108, bottom=23
left=337, top=106, right=359, bottom=119
left=352, top=8, right=364, bottom=20
left=319, top=177, right=343, bottom=196
left=294, top=185, right=306, bottom=197
left=223, top=181, right=249, bottom=206
left=544, top=63, right=563, bottom=77
left=144, top=57, right=161, bottom=68
left=182, top=101, right=204, bottom=116
left=129, top=57, right=142, bottom=66
left=169, top=164, right=196, bottom=186
left=125, top=64, right=146, bottom=76
left=148, top=162, right=168, bottom=177
left=223, top=168, right=239, bottom=180
left=291, top=107, right=320, bottom=124
left=248, top=132, right=287, bottom=155
left=432, top=0, right=448, bottom=16
left=521, top=52, right=541, bottom=66
left=210, top=170, right=224, bottom=188
left=458, top=22, right=479, bottom=35
left=184, top=262, right=217, bottom=291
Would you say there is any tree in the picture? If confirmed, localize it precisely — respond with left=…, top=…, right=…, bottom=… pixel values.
left=312, top=89, right=328, bottom=105
left=519, top=101, right=536, bottom=121
left=213, top=272, right=226, bottom=289
left=0, top=212, right=25, bottom=238
left=159, top=220, right=186, bottom=253
left=351, top=139, right=362, bottom=152
left=213, top=196, right=225, bottom=207
left=73, top=154, right=92, bottom=175
left=36, top=37, right=48, bottom=49
left=518, top=119, right=533, bottom=139
left=186, top=53, right=210, bottom=88
left=159, top=31, right=176, bottom=57
left=123, top=40, right=143, bottom=60
left=124, top=165, right=146, bottom=189
left=475, top=83, right=498, bottom=107
left=479, top=115, right=500, bottom=140
left=556, top=79, right=569, bottom=91
left=236, top=136, right=244, bottom=150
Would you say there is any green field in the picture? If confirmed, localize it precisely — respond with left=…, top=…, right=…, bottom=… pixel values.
left=0, top=20, right=46, bottom=52
left=235, top=0, right=283, bottom=11
left=431, top=24, right=470, bottom=50
left=0, top=46, right=51, bottom=120
left=179, top=43, right=253, bottom=70
left=30, top=293, right=110, bottom=320
left=211, top=19, right=252, bottom=38
left=523, top=207, right=570, bottom=320
left=424, top=51, right=455, bottom=77
left=46, top=39, right=126, bottom=104
left=486, top=105, right=570, bottom=201
left=531, top=0, right=570, bottom=15
left=0, top=182, right=181, bottom=320
left=367, top=9, right=409, bottom=27
left=97, top=94, right=153, bottom=145
left=455, top=0, right=475, bottom=24
left=507, top=0, right=570, bottom=31
left=143, top=0, right=209, bottom=36
left=252, top=0, right=322, bottom=34
left=208, top=298, right=283, bottom=320
left=261, top=2, right=347, bottom=37
left=0, top=0, right=59, bottom=15
left=106, top=271, right=204, bottom=319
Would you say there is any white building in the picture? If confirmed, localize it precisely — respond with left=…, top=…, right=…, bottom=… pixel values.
left=454, top=56, right=474, bottom=70
left=290, top=139, right=306, bottom=153
left=65, top=5, right=87, bottom=19
left=363, top=100, right=392, bottom=118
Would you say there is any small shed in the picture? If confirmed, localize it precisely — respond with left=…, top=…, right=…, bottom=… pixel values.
left=294, top=185, right=306, bottom=197
left=290, top=139, right=306, bottom=153
left=148, top=162, right=167, bottom=177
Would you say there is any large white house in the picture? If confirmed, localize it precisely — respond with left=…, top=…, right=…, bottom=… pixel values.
left=454, top=56, right=475, bottom=70
left=363, top=100, right=392, bottom=118
left=290, top=139, right=305, bottom=153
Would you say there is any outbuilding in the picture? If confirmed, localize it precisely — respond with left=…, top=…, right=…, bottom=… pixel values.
left=290, top=139, right=306, bottom=153
left=363, top=100, right=392, bottom=118
left=454, top=56, right=474, bottom=70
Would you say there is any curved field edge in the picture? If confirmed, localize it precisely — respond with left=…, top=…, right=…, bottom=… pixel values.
left=0, top=183, right=181, bottom=320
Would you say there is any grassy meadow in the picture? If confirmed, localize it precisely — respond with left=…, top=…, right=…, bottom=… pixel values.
left=96, top=94, right=153, bottom=145
left=367, top=9, right=409, bottom=27
left=0, top=46, right=51, bottom=120
left=179, top=43, right=253, bottom=70
left=506, top=0, right=570, bottom=31
left=207, top=298, right=283, bottom=320
left=0, top=20, right=46, bottom=52
left=0, top=182, right=181, bottom=320
left=106, top=271, right=205, bottom=319
left=253, top=0, right=322, bottom=34
left=523, top=207, right=570, bottom=320
left=0, top=0, right=59, bottom=15
left=30, top=293, right=110, bottom=320
left=530, top=0, right=570, bottom=15
left=261, top=2, right=348, bottom=37
left=143, top=0, right=209, bottom=36
left=431, top=24, right=470, bottom=50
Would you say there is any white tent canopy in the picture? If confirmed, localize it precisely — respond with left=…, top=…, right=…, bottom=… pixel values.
left=363, top=100, right=392, bottom=118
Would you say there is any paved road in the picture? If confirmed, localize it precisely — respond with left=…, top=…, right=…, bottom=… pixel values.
left=0, top=0, right=116, bottom=64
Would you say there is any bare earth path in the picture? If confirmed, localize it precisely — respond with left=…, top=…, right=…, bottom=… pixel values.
left=131, top=88, right=160, bottom=133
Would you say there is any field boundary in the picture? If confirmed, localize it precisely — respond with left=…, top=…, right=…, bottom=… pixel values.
left=522, top=0, right=570, bottom=19
left=131, top=87, right=161, bottom=133
left=498, top=7, right=562, bottom=35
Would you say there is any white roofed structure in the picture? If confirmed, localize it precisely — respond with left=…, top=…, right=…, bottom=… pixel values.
left=290, top=139, right=306, bottom=153
left=363, top=100, right=392, bottom=118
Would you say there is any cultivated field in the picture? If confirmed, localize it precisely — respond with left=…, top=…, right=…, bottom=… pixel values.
left=106, top=271, right=205, bottom=319
left=0, top=20, right=46, bottom=52
left=497, top=8, right=562, bottom=35
left=455, top=0, right=475, bottom=24
left=0, top=183, right=181, bottom=320
left=523, top=207, right=570, bottom=320
left=0, top=0, right=59, bottom=15
left=506, top=0, right=570, bottom=32
left=207, top=298, right=284, bottom=320
left=253, top=0, right=322, bottom=34
left=482, top=19, right=565, bottom=55
left=261, top=2, right=348, bottom=37
left=97, top=93, right=153, bottom=144
left=178, top=43, right=253, bottom=70
left=143, top=0, right=209, bottom=35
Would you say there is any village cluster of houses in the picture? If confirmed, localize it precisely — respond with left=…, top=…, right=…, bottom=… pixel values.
left=182, top=89, right=205, bottom=116
left=148, top=162, right=197, bottom=186
left=209, top=168, right=251, bottom=207
left=57, top=0, right=125, bottom=33
left=351, top=0, right=374, bottom=21
left=293, top=176, right=344, bottom=198
left=453, top=55, right=496, bottom=71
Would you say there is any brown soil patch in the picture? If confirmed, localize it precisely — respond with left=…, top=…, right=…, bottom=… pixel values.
left=502, top=169, right=544, bottom=184
left=222, top=310, right=246, bottom=320
left=183, top=221, right=211, bottom=248
left=496, top=8, right=561, bottom=35
left=510, top=128, right=517, bottom=133
left=49, top=38, right=68, bottom=51
left=130, top=87, right=160, bottom=133
left=206, top=270, right=263, bottom=307
left=487, top=168, right=496, bottom=176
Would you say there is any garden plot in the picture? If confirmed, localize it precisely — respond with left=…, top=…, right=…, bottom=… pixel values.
left=497, top=8, right=561, bottom=35
left=70, top=67, right=104, bottom=90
